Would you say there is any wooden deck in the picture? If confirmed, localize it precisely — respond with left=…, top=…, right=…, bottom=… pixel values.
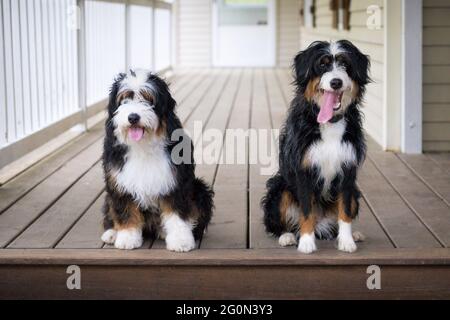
left=1, top=69, right=450, bottom=299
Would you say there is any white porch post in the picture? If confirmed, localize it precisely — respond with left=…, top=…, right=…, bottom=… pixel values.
left=384, top=0, right=423, bottom=153
left=402, top=0, right=423, bottom=154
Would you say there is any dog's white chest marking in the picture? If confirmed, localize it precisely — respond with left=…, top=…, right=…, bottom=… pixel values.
left=114, top=140, right=176, bottom=208
left=305, top=120, right=356, bottom=193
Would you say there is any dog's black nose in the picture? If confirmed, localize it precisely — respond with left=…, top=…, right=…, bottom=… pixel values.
left=330, top=78, right=343, bottom=90
left=128, top=113, right=141, bottom=125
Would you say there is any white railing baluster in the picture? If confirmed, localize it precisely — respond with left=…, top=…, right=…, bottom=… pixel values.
left=0, top=0, right=7, bottom=146
left=42, top=0, right=52, bottom=125
left=4, top=0, right=16, bottom=142
left=19, top=0, right=32, bottom=135
left=27, top=0, right=40, bottom=132
left=11, top=0, right=25, bottom=138
left=77, top=0, right=87, bottom=129
left=35, top=0, right=46, bottom=128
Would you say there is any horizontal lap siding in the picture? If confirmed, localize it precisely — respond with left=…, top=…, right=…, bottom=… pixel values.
left=423, top=0, right=450, bottom=151
left=277, top=0, right=301, bottom=67
left=299, top=0, right=384, bottom=146
left=178, top=0, right=212, bottom=67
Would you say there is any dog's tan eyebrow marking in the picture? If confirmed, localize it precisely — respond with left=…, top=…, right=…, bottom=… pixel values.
left=116, top=90, right=135, bottom=104
left=139, top=89, right=155, bottom=105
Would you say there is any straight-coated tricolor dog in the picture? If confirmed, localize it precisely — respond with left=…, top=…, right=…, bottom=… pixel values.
left=262, top=40, right=370, bottom=254
left=101, top=70, right=213, bottom=252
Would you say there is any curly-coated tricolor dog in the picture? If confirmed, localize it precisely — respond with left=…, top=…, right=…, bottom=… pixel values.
left=262, top=40, right=370, bottom=254
left=101, top=70, right=213, bottom=252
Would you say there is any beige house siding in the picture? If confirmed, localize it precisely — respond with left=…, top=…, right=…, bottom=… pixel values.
left=299, top=0, right=384, bottom=146
left=177, top=0, right=212, bottom=67
left=277, top=0, right=301, bottom=67
left=423, top=0, right=450, bottom=151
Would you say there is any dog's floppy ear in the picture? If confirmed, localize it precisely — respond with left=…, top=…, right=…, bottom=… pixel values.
left=146, top=74, right=177, bottom=119
left=338, top=40, right=371, bottom=86
left=293, top=41, right=327, bottom=90
left=107, top=73, right=126, bottom=118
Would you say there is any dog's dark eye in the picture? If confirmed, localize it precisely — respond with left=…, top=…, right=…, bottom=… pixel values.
left=319, top=57, right=332, bottom=69
left=336, top=56, right=349, bottom=69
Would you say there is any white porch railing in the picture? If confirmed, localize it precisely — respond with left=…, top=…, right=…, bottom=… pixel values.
left=0, top=0, right=173, bottom=168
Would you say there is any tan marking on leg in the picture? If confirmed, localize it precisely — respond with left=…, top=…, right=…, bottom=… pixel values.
left=337, top=194, right=356, bottom=223
left=114, top=202, right=145, bottom=231
left=160, top=199, right=174, bottom=217
left=300, top=212, right=317, bottom=235
left=279, top=191, right=294, bottom=226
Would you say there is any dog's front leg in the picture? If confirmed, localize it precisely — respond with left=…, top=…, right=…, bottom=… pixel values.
left=298, top=195, right=318, bottom=254
left=298, top=213, right=317, bottom=254
left=336, top=193, right=358, bottom=253
left=111, top=202, right=144, bottom=250
left=161, top=206, right=196, bottom=253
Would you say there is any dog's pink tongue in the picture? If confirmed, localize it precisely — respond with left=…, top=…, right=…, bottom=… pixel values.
left=129, top=127, right=144, bottom=142
left=318, top=91, right=339, bottom=124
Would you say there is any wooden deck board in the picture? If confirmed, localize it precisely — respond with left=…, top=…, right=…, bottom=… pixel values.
left=56, top=193, right=105, bottom=249
left=427, top=153, right=450, bottom=175
left=359, top=158, right=441, bottom=248
left=194, top=69, right=242, bottom=184
left=397, top=153, right=450, bottom=206
left=8, top=163, right=104, bottom=249
left=369, top=151, right=450, bottom=247
left=170, top=69, right=208, bottom=108
left=1, top=69, right=450, bottom=299
left=0, top=140, right=103, bottom=248
left=201, top=70, right=252, bottom=249
left=249, top=69, right=279, bottom=249
left=176, top=70, right=219, bottom=124
left=193, top=70, right=243, bottom=248
left=0, top=125, right=103, bottom=214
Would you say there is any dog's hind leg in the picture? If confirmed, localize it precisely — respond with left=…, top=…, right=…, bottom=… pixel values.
left=191, top=178, right=214, bottom=240
left=101, top=195, right=117, bottom=245
left=262, top=175, right=298, bottom=247
left=101, top=195, right=145, bottom=250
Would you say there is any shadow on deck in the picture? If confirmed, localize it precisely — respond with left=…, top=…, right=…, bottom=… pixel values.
left=1, top=69, right=450, bottom=299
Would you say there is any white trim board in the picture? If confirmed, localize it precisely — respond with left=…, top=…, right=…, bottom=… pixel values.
left=402, top=0, right=422, bottom=154
left=383, top=0, right=423, bottom=154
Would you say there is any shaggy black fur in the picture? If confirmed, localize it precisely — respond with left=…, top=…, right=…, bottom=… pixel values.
left=262, top=40, right=370, bottom=240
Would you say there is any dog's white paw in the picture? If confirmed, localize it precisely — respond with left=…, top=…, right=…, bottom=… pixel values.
left=297, top=234, right=317, bottom=254
left=279, top=233, right=297, bottom=247
left=101, top=229, right=117, bottom=244
left=352, top=231, right=366, bottom=242
left=114, top=228, right=143, bottom=250
left=166, top=230, right=196, bottom=253
left=338, top=235, right=357, bottom=253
